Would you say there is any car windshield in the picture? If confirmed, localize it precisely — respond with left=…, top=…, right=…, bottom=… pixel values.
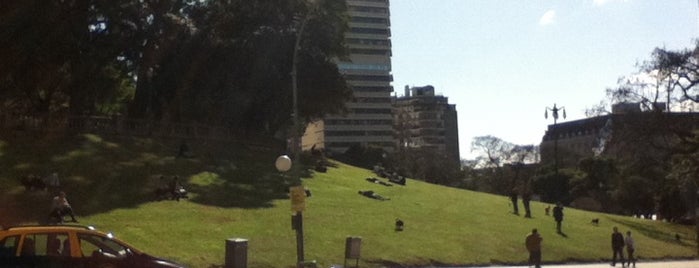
left=78, top=233, right=129, bottom=258
left=0, top=235, right=19, bottom=257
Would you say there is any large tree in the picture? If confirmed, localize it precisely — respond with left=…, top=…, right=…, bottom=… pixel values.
left=127, top=0, right=352, bottom=136
left=0, top=0, right=139, bottom=117
left=597, top=41, right=699, bottom=219
left=1, top=0, right=352, bottom=137
left=470, top=136, right=539, bottom=195
left=390, top=147, right=463, bottom=186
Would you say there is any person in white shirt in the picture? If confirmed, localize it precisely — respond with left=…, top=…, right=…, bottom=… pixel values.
left=625, top=231, right=635, bottom=267
left=50, top=191, right=77, bottom=222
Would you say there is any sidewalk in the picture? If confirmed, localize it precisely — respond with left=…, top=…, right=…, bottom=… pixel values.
left=483, top=260, right=699, bottom=268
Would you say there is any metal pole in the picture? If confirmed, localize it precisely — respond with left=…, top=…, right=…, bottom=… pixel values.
left=292, top=14, right=310, bottom=168
left=553, top=116, right=558, bottom=177
left=695, top=187, right=699, bottom=256
left=546, top=104, right=564, bottom=202
left=295, top=212, right=305, bottom=267
left=291, top=7, right=312, bottom=267
left=547, top=104, right=564, bottom=176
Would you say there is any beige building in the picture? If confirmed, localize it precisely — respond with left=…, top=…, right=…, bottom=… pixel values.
left=540, top=102, right=699, bottom=168
left=393, top=85, right=460, bottom=164
left=303, top=0, right=394, bottom=154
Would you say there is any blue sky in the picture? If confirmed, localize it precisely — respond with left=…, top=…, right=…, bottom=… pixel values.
left=390, top=0, right=699, bottom=160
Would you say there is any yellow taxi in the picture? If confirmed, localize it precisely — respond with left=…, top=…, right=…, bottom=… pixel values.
left=0, top=224, right=184, bottom=268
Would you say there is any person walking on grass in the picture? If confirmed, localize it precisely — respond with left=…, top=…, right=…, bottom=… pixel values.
left=525, top=228, right=543, bottom=268
left=625, top=231, right=636, bottom=267
left=552, top=203, right=563, bottom=233
left=611, top=226, right=625, bottom=267
left=510, top=188, right=519, bottom=215
left=522, top=188, right=532, bottom=218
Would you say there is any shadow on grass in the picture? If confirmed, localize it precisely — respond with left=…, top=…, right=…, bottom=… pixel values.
left=607, top=217, right=694, bottom=247
left=366, top=258, right=526, bottom=268
left=0, top=132, right=323, bottom=226
left=365, top=259, right=406, bottom=267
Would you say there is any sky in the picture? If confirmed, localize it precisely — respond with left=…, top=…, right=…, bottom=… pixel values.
left=389, top=0, right=699, bottom=160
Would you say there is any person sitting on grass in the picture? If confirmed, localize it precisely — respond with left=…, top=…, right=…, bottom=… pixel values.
left=50, top=191, right=78, bottom=223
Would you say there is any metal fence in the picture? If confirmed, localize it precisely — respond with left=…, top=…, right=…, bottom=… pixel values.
left=2, top=115, right=242, bottom=142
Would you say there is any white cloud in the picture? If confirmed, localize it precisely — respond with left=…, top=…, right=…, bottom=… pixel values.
left=593, top=0, right=629, bottom=6
left=539, top=10, right=556, bottom=26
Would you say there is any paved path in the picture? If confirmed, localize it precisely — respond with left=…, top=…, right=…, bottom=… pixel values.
left=476, top=260, right=699, bottom=268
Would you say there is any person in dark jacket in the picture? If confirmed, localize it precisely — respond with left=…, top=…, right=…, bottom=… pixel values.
left=611, top=226, right=625, bottom=266
left=552, top=203, right=564, bottom=233
left=525, top=228, right=543, bottom=268
left=509, top=188, right=519, bottom=215
left=522, top=188, right=532, bottom=218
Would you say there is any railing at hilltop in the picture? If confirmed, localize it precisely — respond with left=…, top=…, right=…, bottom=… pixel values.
left=1, top=115, right=279, bottom=150
left=66, top=116, right=241, bottom=141
left=0, top=115, right=285, bottom=151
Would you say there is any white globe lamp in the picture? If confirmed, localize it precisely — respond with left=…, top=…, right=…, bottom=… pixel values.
left=275, top=155, right=292, bottom=172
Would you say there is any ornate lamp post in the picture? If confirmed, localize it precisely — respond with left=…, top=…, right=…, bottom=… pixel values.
left=545, top=103, right=566, bottom=176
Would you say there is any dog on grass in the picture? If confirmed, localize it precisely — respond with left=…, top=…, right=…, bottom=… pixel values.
left=591, top=218, right=599, bottom=225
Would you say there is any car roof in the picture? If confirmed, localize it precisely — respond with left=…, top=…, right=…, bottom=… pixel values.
left=0, top=224, right=144, bottom=254
left=2, top=224, right=98, bottom=232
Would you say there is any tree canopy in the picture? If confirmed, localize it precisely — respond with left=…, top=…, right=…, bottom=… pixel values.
left=582, top=41, right=699, bottom=220
left=0, top=0, right=352, bottom=136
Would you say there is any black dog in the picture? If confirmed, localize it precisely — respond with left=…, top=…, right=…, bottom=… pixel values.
left=395, top=219, right=404, bottom=231
left=591, top=218, right=599, bottom=225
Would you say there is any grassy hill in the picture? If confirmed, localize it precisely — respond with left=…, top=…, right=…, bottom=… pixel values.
left=0, top=133, right=696, bottom=267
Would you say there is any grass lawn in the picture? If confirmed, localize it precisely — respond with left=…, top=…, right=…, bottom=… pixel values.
left=0, top=133, right=696, bottom=267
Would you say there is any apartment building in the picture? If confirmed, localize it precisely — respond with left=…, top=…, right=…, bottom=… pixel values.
left=303, top=0, right=395, bottom=154
left=393, top=85, right=460, bottom=164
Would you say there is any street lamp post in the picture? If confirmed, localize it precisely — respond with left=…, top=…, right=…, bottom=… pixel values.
left=695, top=187, right=699, bottom=256
left=544, top=104, right=566, bottom=176
left=286, top=1, right=319, bottom=267
left=275, top=155, right=305, bottom=267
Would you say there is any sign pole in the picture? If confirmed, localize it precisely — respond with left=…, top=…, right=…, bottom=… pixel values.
left=290, top=186, right=306, bottom=267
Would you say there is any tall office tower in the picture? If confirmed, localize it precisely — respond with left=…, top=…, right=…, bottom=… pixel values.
left=303, top=0, right=395, bottom=155
left=394, top=85, right=460, bottom=164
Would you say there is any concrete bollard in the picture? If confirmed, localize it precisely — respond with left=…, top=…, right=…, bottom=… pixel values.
left=344, top=236, right=361, bottom=267
left=225, top=238, right=248, bottom=268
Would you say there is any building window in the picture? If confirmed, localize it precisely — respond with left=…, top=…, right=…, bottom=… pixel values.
left=355, top=0, right=388, bottom=3
left=350, top=48, right=391, bottom=56
left=352, top=86, right=393, bottom=92
left=349, top=27, right=389, bottom=35
left=327, top=142, right=358, bottom=147
left=348, top=6, right=388, bottom=14
left=354, top=97, right=392, bottom=103
left=345, top=74, right=393, bottom=82
left=368, top=142, right=395, bottom=147
left=326, top=119, right=392, bottom=125
left=346, top=38, right=390, bottom=46
left=350, top=17, right=389, bottom=24
left=352, top=108, right=392, bottom=114
left=337, top=62, right=390, bottom=71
